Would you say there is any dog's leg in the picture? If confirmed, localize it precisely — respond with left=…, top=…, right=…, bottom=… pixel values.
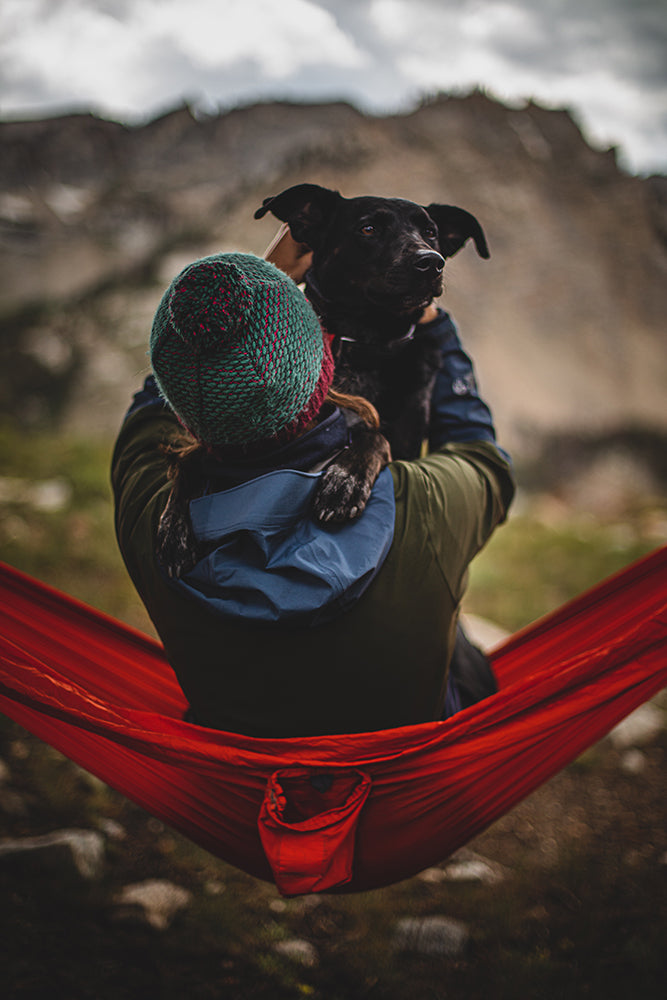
left=386, top=380, right=435, bottom=459
left=313, top=426, right=392, bottom=522
left=380, top=344, right=440, bottom=459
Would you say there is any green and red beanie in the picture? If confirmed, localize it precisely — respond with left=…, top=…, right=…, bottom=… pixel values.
left=150, top=253, right=334, bottom=450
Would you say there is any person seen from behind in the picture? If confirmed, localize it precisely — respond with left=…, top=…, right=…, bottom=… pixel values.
left=112, top=251, right=515, bottom=736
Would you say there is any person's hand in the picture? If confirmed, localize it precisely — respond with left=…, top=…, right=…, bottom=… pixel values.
left=417, top=301, right=439, bottom=324
left=263, top=223, right=313, bottom=283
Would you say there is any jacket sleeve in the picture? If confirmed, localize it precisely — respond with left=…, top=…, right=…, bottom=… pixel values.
left=391, top=439, right=515, bottom=604
left=390, top=311, right=515, bottom=603
left=423, top=310, right=510, bottom=463
left=110, top=376, right=182, bottom=574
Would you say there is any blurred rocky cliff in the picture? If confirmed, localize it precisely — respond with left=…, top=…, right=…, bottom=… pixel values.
left=1, top=92, right=666, bottom=499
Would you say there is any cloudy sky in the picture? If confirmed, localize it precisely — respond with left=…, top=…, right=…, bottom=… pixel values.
left=1, top=0, right=666, bottom=175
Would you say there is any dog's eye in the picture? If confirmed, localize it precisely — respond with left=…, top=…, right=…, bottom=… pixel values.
left=359, top=224, right=376, bottom=237
left=424, top=225, right=438, bottom=240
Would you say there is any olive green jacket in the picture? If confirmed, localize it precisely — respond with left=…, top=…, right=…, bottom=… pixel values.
left=112, top=395, right=514, bottom=737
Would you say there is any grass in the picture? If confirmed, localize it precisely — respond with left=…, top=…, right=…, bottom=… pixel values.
left=465, top=502, right=663, bottom=632
left=0, top=422, right=152, bottom=632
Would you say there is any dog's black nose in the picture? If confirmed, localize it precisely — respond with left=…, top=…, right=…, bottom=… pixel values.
left=413, top=250, right=445, bottom=275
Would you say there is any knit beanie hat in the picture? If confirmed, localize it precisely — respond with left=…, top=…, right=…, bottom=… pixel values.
left=150, top=253, right=334, bottom=450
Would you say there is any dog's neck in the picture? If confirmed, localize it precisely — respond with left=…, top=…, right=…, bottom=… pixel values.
left=304, top=269, right=420, bottom=360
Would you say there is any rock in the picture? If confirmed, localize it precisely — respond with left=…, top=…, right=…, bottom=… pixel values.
left=9, top=739, right=30, bottom=760
left=97, top=818, right=126, bottom=841
left=417, top=867, right=450, bottom=883
left=0, top=828, right=105, bottom=879
left=460, top=613, right=510, bottom=653
left=286, top=893, right=322, bottom=913
left=0, top=759, right=28, bottom=817
left=609, top=702, right=665, bottom=749
left=394, top=915, right=469, bottom=957
left=443, top=858, right=502, bottom=883
left=619, top=748, right=647, bottom=774
left=0, top=786, right=29, bottom=818
left=273, top=938, right=319, bottom=968
left=418, top=850, right=505, bottom=885
left=114, top=879, right=192, bottom=930
left=203, top=878, right=226, bottom=896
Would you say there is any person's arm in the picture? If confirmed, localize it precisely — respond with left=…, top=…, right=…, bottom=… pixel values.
left=263, top=223, right=313, bottom=282
left=111, top=376, right=182, bottom=574
left=418, top=308, right=508, bottom=457
left=393, top=308, right=515, bottom=600
left=391, top=438, right=514, bottom=605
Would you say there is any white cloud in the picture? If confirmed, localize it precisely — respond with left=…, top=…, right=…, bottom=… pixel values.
left=459, top=1, right=540, bottom=43
left=0, top=0, right=364, bottom=118
left=373, top=0, right=537, bottom=47
left=369, top=0, right=546, bottom=99
left=1, top=0, right=158, bottom=113
left=140, top=0, right=364, bottom=78
left=368, top=0, right=667, bottom=173
left=545, top=70, right=667, bottom=172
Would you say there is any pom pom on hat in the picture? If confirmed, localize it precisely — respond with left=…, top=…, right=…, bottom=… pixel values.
left=150, top=253, right=334, bottom=449
left=166, top=256, right=251, bottom=353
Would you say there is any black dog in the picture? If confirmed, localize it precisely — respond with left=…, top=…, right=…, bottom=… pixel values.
left=255, top=183, right=489, bottom=518
left=157, top=185, right=488, bottom=578
left=256, top=185, right=496, bottom=709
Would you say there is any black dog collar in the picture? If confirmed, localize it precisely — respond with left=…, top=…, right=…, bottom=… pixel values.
left=337, top=323, right=416, bottom=351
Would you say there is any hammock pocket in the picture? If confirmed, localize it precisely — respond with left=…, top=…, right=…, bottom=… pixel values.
left=0, top=548, right=665, bottom=896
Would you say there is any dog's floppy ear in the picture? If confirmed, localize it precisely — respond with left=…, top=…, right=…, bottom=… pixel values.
left=424, top=204, right=490, bottom=259
left=254, top=184, right=342, bottom=250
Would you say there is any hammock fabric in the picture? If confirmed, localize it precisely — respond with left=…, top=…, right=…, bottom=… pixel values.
left=0, top=548, right=666, bottom=896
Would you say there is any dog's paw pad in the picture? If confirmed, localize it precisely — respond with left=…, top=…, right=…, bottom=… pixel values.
left=313, top=465, right=372, bottom=523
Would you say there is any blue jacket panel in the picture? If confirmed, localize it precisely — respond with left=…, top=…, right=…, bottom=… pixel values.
left=176, top=466, right=396, bottom=627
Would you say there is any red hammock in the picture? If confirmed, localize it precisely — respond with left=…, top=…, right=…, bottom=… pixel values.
left=1, top=549, right=665, bottom=896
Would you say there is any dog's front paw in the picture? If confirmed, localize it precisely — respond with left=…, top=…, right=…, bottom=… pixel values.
left=313, top=459, right=374, bottom=523
left=313, top=428, right=391, bottom=523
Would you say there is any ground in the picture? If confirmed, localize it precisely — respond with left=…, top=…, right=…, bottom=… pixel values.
left=1, top=706, right=665, bottom=1000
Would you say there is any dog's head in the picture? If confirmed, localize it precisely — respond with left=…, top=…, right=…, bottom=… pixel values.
left=254, top=183, right=489, bottom=318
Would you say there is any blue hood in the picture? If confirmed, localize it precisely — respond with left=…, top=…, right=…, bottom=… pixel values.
left=174, top=466, right=395, bottom=627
